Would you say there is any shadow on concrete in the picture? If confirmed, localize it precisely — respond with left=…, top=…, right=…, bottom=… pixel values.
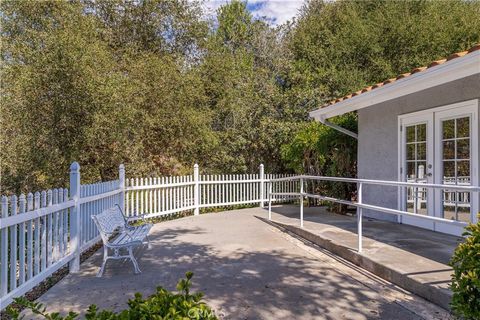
left=34, top=212, right=424, bottom=320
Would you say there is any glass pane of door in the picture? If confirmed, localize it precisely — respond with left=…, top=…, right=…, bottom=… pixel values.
left=405, top=123, right=428, bottom=215
left=441, top=116, right=471, bottom=222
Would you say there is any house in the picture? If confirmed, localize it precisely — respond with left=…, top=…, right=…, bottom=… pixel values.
left=309, top=44, right=480, bottom=236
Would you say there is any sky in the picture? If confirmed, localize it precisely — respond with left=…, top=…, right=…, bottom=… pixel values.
left=202, top=0, right=304, bottom=26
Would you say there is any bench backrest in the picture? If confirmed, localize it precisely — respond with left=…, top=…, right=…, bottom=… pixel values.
left=92, top=206, right=126, bottom=244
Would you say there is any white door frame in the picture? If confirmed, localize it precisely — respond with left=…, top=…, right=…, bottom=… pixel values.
left=434, top=100, right=479, bottom=224
left=398, top=112, right=435, bottom=216
left=398, top=99, right=479, bottom=226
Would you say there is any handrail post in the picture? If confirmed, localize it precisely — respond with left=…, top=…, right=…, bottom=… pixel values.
left=119, top=164, right=125, bottom=215
left=357, top=182, right=363, bottom=253
left=268, top=181, right=272, bottom=220
left=259, top=164, right=265, bottom=208
left=300, top=177, right=304, bottom=228
left=69, top=162, right=81, bottom=272
left=194, top=164, right=199, bottom=216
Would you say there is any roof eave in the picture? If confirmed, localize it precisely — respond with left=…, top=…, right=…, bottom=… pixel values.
left=309, top=50, right=480, bottom=120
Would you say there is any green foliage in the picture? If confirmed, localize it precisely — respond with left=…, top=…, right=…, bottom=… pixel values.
left=281, top=115, right=357, bottom=211
left=450, top=219, right=480, bottom=319
left=194, top=1, right=300, bottom=173
left=286, top=0, right=480, bottom=104
left=6, top=272, right=218, bottom=320
left=279, top=0, right=479, bottom=210
left=1, top=0, right=480, bottom=195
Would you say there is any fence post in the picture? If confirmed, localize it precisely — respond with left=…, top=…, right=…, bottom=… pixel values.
left=268, top=182, right=272, bottom=220
left=357, top=182, right=363, bottom=253
left=69, top=162, right=81, bottom=272
left=119, top=164, right=125, bottom=214
left=194, top=164, right=199, bottom=216
left=300, top=177, right=304, bottom=228
left=1, top=196, right=8, bottom=297
left=259, top=164, right=265, bottom=208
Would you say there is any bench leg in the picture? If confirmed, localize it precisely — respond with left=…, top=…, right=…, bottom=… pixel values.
left=128, top=247, right=141, bottom=274
left=97, top=246, right=109, bottom=278
left=145, top=234, right=151, bottom=249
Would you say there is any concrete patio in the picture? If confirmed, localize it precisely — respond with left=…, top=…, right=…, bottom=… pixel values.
left=31, top=206, right=452, bottom=320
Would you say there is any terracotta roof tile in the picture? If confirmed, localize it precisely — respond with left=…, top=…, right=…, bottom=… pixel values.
left=428, top=59, right=446, bottom=67
left=411, top=66, right=427, bottom=74
left=321, top=43, right=479, bottom=108
left=383, top=78, right=396, bottom=84
left=446, top=51, right=468, bottom=61
left=396, top=72, right=411, bottom=80
left=361, top=86, right=373, bottom=93
left=468, top=44, right=480, bottom=53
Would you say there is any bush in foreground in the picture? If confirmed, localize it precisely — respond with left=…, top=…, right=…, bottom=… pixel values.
left=450, top=218, right=480, bottom=319
left=7, top=272, right=218, bottom=320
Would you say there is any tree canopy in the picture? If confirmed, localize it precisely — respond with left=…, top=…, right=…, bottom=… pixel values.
left=1, top=0, right=479, bottom=194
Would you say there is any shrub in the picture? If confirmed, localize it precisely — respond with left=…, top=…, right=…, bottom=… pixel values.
left=449, top=219, right=480, bottom=319
left=7, top=272, right=218, bottom=320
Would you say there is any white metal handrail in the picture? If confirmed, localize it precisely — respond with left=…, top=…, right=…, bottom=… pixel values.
left=267, top=175, right=480, bottom=253
left=270, top=174, right=480, bottom=192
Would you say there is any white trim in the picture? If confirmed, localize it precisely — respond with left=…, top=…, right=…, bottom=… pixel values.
left=434, top=100, right=479, bottom=223
left=398, top=113, right=434, bottom=217
left=397, top=99, right=479, bottom=230
left=310, top=50, right=480, bottom=120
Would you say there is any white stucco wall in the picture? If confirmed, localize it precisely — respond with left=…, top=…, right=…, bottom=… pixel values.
left=357, top=74, right=480, bottom=222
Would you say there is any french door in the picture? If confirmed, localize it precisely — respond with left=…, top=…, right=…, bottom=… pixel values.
left=400, top=114, right=434, bottom=216
left=399, top=100, right=479, bottom=225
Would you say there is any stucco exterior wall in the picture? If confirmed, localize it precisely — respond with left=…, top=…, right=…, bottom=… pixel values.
left=357, top=74, right=480, bottom=222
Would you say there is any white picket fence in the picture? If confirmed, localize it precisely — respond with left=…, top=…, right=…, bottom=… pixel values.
left=0, top=162, right=294, bottom=309
left=125, top=166, right=297, bottom=219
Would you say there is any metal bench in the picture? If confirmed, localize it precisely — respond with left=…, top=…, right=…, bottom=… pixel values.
left=92, top=205, right=152, bottom=277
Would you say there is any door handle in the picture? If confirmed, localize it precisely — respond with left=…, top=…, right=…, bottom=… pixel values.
left=426, top=172, right=432, bottom=177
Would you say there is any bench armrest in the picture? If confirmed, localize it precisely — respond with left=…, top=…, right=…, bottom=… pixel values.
left=115, top=204, right=148, bottom=225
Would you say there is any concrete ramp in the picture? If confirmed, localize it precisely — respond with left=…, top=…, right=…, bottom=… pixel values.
left=263, top=205, right=462, bottom=310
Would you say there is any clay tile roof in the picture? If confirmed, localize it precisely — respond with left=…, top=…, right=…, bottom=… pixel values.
left=428, top=59, right=446, bottom=67
left=321, top=43, right=479, bottom=108
left=396, top=72, right=411, bottom=80
left=361, top=86, right=373, bottom=93
left=447, top=51, right=468, bottom=61
left=411, top=66, right=427, bottom=74
left=468, top=44, right=480, bottom=53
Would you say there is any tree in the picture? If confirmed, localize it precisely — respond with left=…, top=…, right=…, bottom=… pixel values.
left=200, top=0, right=299, bottom=173
left=280, top=0, right=480, bottom=210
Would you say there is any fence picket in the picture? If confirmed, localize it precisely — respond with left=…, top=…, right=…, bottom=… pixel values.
left=52, top=190, right=59, bottom=264
left=1, top=196, right=7, bottom=297
left=56, top=190, right=63, bottom=261
left=18, top=194, right=26, bottom=285
left=33, top=192, right=41, bottom=276
left=40, top=191, right=47, bottom=272
left=26, top=193, right=33, bottom=280
left=9, top=195, right=18, bottom=291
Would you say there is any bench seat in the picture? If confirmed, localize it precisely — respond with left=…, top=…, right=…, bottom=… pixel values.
left=111, top=223, right=152, bottom=246
left=92, top=205, right=152, bottom=277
